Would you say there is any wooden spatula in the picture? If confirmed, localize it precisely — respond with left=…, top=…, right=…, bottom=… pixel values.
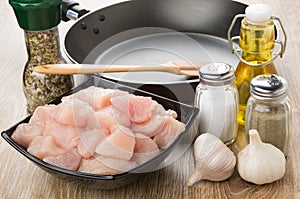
left=34, top=62, right=203, bottom=77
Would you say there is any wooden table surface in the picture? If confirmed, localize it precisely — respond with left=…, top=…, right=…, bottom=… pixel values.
left=1, top=0, right=299, bottom=198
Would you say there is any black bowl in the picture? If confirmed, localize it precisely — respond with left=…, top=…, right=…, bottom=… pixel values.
left=1, top=76, right=199, bottom=189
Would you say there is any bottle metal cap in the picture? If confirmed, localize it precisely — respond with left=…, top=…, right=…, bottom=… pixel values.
left=199, top=63, right=235, bottom=86
left=250, top=74, right=288, bottom=100
left=245, top=3, right=272, bottom=24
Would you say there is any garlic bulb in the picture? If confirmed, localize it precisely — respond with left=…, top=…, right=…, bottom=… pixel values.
left=188, top=133, right=236, bottom=186
left=237, top=129, right=286, bottom=185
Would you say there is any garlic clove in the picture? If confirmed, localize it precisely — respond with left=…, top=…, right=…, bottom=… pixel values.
left=237, top=129, right=286, bottom=185
left=188, top=133, right=236, bottom=186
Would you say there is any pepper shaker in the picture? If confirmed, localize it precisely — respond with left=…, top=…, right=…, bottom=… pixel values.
left=245, top=74, right=291, bottom=155
left=194, top=63, right=239, bottom=145
left=9, top=0, right=73, bottom=113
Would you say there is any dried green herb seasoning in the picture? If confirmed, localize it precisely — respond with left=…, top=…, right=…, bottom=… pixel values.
left=9, top=0, right=74, bottom=113
left=23, top=28, right=73, bottom=113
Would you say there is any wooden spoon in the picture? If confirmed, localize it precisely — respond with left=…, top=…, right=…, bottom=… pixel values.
left=34, top=62, right=203, bottom=76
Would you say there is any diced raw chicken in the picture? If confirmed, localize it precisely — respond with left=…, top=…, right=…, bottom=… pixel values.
left=149, top=102, right=177, bottom=119
left=12, top=86, right=186, bottom=175
left=27, top=136, right=65, bottom=159
left=111, top=94, right=177, bottom=123
left=128, top=95, right=154, bottom=123
left=56, top=99, right=94, bottom=128
left=89, top=106, right=130, bottom=132
left=131, top=133, right=160, bottom=165
left=94, top=155, right=138, bottom=172
left=93, top=88, right=127, bottom=110
left=12, top=123, right=43, bottom=148
left=153, top=117, right=185, bottom=149
left=63, top=86, right=127, bottom=111
left=29, top=104, right=58, bottom=125
left=78, top=157, right=120, bottom=175
left=43, top=120, right=79, bottom=150
left=110, top=93, right=130, bottom=116
left=164, top=109, right=178, bottom=118
left=43, top=148, right=82, bottom=171
left=130, top=115, right=166, bottom=137
left=111, top=94, right=154, bottom=123
left=77, top=129, right=105, bottom=158
left=95, top=126, right=135, bottom=160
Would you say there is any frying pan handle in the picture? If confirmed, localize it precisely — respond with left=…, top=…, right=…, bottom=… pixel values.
left=62, top=0, right=90, bottom=21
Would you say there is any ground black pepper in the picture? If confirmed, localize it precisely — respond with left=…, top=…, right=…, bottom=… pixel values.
left=245, top=75, right=291, bottom=155
left=246, top=100, right=288, bottom=152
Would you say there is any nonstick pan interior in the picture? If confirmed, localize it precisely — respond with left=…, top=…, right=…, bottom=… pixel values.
left=64, top=0, right=246, bottom=103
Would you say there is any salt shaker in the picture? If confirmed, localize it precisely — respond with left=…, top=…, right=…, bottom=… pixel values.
left=245, top=74, right=291, bottom=155
left=194, top=63, right=239, bottom=145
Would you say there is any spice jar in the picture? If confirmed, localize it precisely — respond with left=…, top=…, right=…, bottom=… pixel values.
left=245, top=74, right=291, bottom=155
left=194, top=63, right=239, bottom=145
left=227, top=4, right=287, bottom=125
left=10, top=0, right=73, bottom=113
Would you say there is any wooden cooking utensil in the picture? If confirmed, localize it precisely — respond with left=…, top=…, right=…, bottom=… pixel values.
left=34, top=63, right=203, bottom=76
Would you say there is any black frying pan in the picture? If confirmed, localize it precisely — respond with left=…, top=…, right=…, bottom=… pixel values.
left=62, top=0, right=246, bottom=104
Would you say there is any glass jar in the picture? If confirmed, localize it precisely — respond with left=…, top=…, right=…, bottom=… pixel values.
left=23, top=27, right=73, bottom=113
left=245, top=74, right=291, bottom=155
left=227, top=4, right=287, bottom=126
left=10, top=0, right=74, bottom=113
left=194, top=63, right=239, bottom=145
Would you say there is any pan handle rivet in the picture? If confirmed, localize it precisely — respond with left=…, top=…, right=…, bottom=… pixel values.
left=98, top=14, right=105, bottom=21
left=93, top=28, right=100, bottom=34
left=80, top=22, right=87, bottom=30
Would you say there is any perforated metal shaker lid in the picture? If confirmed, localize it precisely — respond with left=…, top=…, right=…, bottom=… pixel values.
left=250, top=74, right=288, bottom=100
left=199, top=63, right=235, bottom=86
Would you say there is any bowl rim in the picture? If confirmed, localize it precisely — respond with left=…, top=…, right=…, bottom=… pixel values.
left=1, top=75, right=199, bottom=180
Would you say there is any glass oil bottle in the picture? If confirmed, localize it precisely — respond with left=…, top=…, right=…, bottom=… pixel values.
left=227, top=4, right=287, bottom=125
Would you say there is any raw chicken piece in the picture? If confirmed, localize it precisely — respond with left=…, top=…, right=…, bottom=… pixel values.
left=43, top=148, right=82, bottom=171
left=27, top=136, right=65, bottom=159
left=78, top=157, right=120, bottom=175
left=56, top=99, right=94, bottom=128
left=94, top=88, right=127, bottom=110
left=90, top=106, right=130, bottom=132
left=111, top=94, right=177, bottom=123
left=131, top=133, right=160, bottom=165
left=12, top=123, right=43, bottom=148
left=77, top=129, right=106, bottom=158
left=43, top=120, right=79, bottom=150
left=29, top=104, right=58, bottom=125
left=111, top=94, right=154, bottom=123
left=149, top=101, right=177, bottom=119
left=63, top=86, right=127, bottom=111
left=153, top=117, right=185, bottom=149
left=110, top=93, right=130, bottom=116
left=94, top=155, right=138, bottom=172
left=128, top=95, right=153, bottom=123
left=164, top=109, right=178, bottom=118
left=95, top=126, right=135, bottom=160
left=130, top=115, right=166, bottom=137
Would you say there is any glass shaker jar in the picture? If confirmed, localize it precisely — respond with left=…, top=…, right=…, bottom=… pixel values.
left=228, top=4, right=287, bottom=126
left=194, top=63, right=239, bottom=145
left=10, top=0, right=73, bottom=113
left=245, top=74, right=291, bottom=155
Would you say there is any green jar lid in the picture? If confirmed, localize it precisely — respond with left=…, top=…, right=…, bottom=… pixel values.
left=9, top=0, right=62, bottom=30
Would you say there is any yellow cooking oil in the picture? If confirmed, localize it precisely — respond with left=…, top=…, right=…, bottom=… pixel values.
left=235, top=18, right=277, bottom=125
